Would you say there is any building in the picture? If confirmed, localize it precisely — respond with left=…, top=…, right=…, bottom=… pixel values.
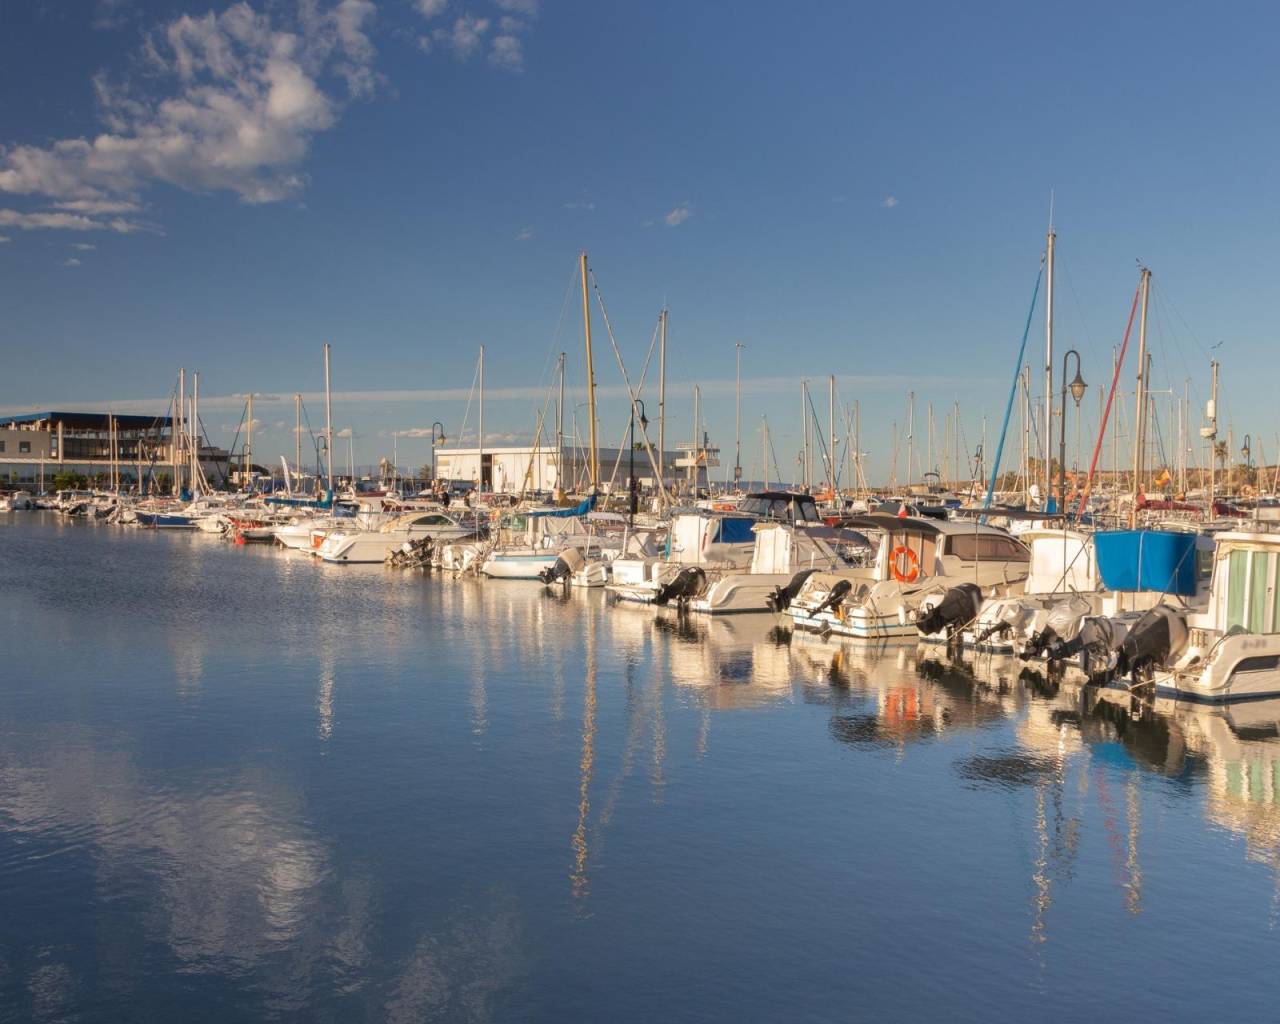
left=0, top=411, right=231, bottom=489
left=433, top=441, right=717, bottom=494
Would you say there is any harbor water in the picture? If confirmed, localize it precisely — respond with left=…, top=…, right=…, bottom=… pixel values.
left=3, top=513, right=1280, bottom=1022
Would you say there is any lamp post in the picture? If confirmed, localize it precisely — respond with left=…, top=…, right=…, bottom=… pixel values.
left=1058, top=349, right=1086, bottom=518
left=1242, top=434, right=1252, bottom=492
left=630, top=399, right=647, bottom=522
left=431, top=421, right=446, bottom=488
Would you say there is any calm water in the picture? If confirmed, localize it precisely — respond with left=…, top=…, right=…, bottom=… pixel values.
left=3, top=513, right=1280, bottom=1022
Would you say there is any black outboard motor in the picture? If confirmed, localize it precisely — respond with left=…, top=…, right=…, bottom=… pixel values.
left=654, top=566, right=707, bottom=606
left=916, top=583, right=983, bottom=639
left=808, top=578, right=853, bottom=618
left=538, top=547, right=586, bottom=586
left=1114, top=607, right=1188, bottom=681
left=767, top=569, right=819, bottom=612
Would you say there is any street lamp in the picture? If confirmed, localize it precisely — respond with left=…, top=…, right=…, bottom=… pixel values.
left=431, top=421, right=446, bottom=487
left=630, top=399, right=648, bottom=521
left=1059, top=349, right=1086, bottom=517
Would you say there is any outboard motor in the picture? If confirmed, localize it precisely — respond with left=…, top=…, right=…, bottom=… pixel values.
left=1114, top=606, right=1189, bottom=681
left=915, top=583, right=983, bottom=640
left=1045, top=615, right=1119, bottom=680
left=538, top=546, right=586, bottom=586
left=767, top=569, right=819, bottom=612
left=807, top=579, right=853, bottom=618
left=1021, top=600, right=1083, bottom=662
left=654, top=566, right=707, bottom=606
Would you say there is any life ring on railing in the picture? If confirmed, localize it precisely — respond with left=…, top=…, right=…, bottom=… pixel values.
left=890, top=545, right=919, bottom=583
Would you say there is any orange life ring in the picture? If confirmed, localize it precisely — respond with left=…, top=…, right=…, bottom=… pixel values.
left=891, top=545, right=919, bottom=583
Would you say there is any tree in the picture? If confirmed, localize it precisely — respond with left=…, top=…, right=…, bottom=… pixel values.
left=51, top=471, right=88, bottom=491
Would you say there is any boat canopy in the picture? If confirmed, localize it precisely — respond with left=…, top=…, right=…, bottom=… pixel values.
left=529, top=494, right=597, bottom=518
left=1093, top=530, right=1198, bottom=597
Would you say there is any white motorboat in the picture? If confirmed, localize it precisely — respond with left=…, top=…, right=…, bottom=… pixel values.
left=785, top=514, right=1031, bottom=641
left=1153, top=528, right=1280, bottom=703
left=0, top=490, right=35, bottom=511
left=479, top=507, right=599, bottom=579
left=317, top=510, right=477, bottom=563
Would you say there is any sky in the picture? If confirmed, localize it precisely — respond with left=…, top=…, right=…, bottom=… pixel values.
left=1, top=0, right=1278, bottom=485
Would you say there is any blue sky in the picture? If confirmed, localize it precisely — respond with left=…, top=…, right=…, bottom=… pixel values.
left=1, top=0, right=1277, bottom=484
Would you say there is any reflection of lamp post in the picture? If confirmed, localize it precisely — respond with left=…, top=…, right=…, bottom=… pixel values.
left=1059, top=350, right=1086, bottom=517
left=630, top=400, right=647, bottom=522
left=431, top=421, right=446, bottom=485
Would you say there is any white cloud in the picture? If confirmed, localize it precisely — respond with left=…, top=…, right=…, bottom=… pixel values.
left=495, top=0, right=538, bottom=14
left=432, top=15, right=490, bottom=60
left=0, top=235, right=9, bottom=243
left=93, top=0, right=138, bottom=31
left=516, top=225, right=533, bottom=240
left=489, top=33, right=523, bottom=70
left=336, top=426, right=354, bottom=438
left=0, top=1, right=380, bottom=229
left=563, top=198, right=595, bottom=211
left=70, top=242, right=96, bottom=251
left=413, top=0, right=449, bottom=17
left=882, top=195, right=899, bottom=208
left=63, top=258, right=81, bottom=267
left=664, top=203, right=692, bottom=227
left=0, top=209, right=147, bottom=233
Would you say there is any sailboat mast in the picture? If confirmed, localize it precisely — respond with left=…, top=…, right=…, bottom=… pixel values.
left=906, top=391, right=915, bottom=489
left=191, top=372, right=200, bottom=489
left=557, top=352, right=566, bottom=491
left=658, top=310, right=667, bottom=491
left=1208, top=358, right=1219, bottom=515
left=176, top=367, right=185, bottom=495
left=762, top=416, right=769, bottom=491
left=579, top=251, right=599, bottom=492
left=1044, top=226, right=1056, bottom=506
left=323, top=343, right=334, bottom=496
left=294, top=393, right=302, bottom=487
left=734, top=342, right=744, bottom=485
left=478, top=344, right=485, bottom=491
left=855, top=400, right=862, bottom=497
left=1129, top=267, right=1152, bottom=527
left=246, top=391, right=254, bottom=487
left=801, top=381, right=810, bottom=490
left=828, top=374, right=836, bottom=491
left=692, top=384, right=701, bottom=493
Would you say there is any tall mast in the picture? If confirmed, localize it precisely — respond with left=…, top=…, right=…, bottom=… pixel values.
left=692, top=384, right=701, bottom=493
left=1044, top=225, right=1056, bottom=507
left=828, top=374, right=836, bottom=491
left=801, top=381, right=810, bottom=490
left=906, top=391, right=915, bottom=488
left=734, top=342, right=744, bottom=486
left=557, top=352, right=565, bottom=491
left=176, top=367, right=185, bottom=496
left=855, top=400, right=862, bottom=497
left=191, top=372, right=200, bottom=489
left=1129, top=266, right=1152, bottom=527
left=294, top=393, right=302, bottom=487
left=1208, top=358, right=1219, bottom=516
left=579, top=251, right=599, bottom=492
left=478, top=344, right=485, bottom=491
left=323, top=343, right=334, bottom=496
left=246, top=391, right=254, bottom=488
left=658, top=310, right=667, bottom=491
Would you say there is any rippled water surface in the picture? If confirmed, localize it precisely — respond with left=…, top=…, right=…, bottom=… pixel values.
left=3, top=513, right=1280, bottom=1022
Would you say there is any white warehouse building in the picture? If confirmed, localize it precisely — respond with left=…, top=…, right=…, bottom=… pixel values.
left=433, top=441, right=717, bottom=494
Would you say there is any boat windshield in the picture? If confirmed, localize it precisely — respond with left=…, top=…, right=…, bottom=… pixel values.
left=739, top=494, right=820, bottom=522
left=946, top=534, right=1030, bottom=562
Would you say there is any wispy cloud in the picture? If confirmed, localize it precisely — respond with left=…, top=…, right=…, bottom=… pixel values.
left=0, top=209, right=150, bottom=233
left=882, top=195, right=899, bottom=208
left=0, top=235, right=10, bottom=243
left=516, top=225, right=533, bottom=241
left=664, top=202, right=692, bottom=227
left=413, top=0, right=449, bottom=18
left=69, top=242, right=96, bottom=251
left=63, top=258, right=81, bottom=267
left=563, top=197, right=595, bottom=212
left=0, top=1, right=380, bottom=231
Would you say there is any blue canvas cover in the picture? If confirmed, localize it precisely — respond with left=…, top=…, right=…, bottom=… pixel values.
left=716, top=517, right=757, bottom=544
left=1093, top=530, right=1198, bottom=596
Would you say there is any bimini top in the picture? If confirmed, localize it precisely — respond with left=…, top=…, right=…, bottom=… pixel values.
left=837, top=513, right=943, bottom=535
left=1093, top=529, right=1198, bottom=597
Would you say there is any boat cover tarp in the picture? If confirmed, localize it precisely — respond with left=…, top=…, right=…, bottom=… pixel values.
left=530, top=494, right=597, bottom=518
left=715, top=516, right=757, bottom=544
left=1093, top=530, right=1197, bottom=596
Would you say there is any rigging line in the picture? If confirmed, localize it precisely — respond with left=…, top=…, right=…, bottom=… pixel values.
left=588, top=269, right=667, bottom=506
left=1057, top=250, right=1105, bottom=373
left=603, top=312, right=662, bottom=490
left=532, top=261, right=582, bottom=419
left=454, top=351, right=483, bottom=450
left=1076, top=276, right=1143, bottom=516
left=803, top=386, right=835, bottom=488
left=982, top=257, right=1045, bottom=513
left=764, top=416, right=784, bottom=484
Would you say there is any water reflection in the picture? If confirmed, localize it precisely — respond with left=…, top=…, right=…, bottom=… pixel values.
left=7, top=516, right=1280, bottom=1019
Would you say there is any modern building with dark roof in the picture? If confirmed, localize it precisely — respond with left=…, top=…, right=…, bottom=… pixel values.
left=1, top=410, right=229, bottom=489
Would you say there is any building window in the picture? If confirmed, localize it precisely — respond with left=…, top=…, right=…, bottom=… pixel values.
left=0, top=441, right=5, bottom=452
left=18, top=441, right=30, bottom=453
